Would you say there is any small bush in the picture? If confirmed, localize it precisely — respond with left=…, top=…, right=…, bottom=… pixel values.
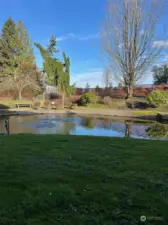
left=147, top=90, right=168, bottom=108
left=43, top=100, right=51, bottom=109
left=33, top=101, right=41, bottom=110
left=79, top=92, right=96, bottom=106
left=146, top=123, right=168, bottom=138
left=103, top=96, right=113, bottom=108
left=95, top=96, right=103, bottom=104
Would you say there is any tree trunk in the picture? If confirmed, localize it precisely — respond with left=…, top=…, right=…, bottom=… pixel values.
left=126, top=84, right=133, bottom=99
left=62, top=93, right=65, bottom=109
left=43, top=92, right=45, bottom=101
left=18, top=90, right=22, bottom=100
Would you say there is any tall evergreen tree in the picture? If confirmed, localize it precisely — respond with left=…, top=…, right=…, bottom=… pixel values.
left=47, top=35, right=59, bottom=56
left=35, top=37, right=73, bottom=108
left=85, top=82, right=90, bottom=92
left=57, top=52, right=70, bottom=107
left=16, top=20, right=34, bottom=64
left=0, top=17, right=17, bottom=75
left=0, top=19, right=41, bottom=99
left=34, top=42, right=59, bottom=85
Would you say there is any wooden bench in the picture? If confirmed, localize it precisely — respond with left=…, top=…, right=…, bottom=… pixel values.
left=15, top=103, right=32, bottom=108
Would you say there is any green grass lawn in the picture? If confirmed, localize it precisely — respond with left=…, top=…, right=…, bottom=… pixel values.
left=0, top=135, right=168, bottom=225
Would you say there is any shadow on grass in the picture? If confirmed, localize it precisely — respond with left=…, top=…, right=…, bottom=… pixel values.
left=0, top=104, right=10, bottom=109
left=0, top=104, right=18, bottom=117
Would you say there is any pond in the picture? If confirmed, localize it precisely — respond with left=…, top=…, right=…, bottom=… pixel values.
left=0, top=114, right=168, bottom=140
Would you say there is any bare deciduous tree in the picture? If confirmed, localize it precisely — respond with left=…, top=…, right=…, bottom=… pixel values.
left=0, top=63, right=41, bottom=100
left=101, top=0, right=167, bottom=98
left=103, top=66, right=112, bottom=88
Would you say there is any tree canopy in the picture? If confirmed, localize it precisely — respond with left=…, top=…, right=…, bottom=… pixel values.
left=152, top=64, right=168, bottom=85
left=0, top=17, right=18, bottom=75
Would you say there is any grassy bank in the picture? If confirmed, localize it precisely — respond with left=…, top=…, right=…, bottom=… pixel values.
left=0, top=135, right=168, bottom=225
left=0, top=99, right=167, bottom=112
left=0, top=100, right=32, bottom=109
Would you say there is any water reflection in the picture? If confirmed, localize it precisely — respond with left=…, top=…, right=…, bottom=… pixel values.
left=81, top=118, right=96, bottom=129
left=0, top=117, right=6, bottom=133
left=146, top=123, right=168, bottom=139
left=0, top=115, right=167, bottom=140
left=125, top=121, right=132, bottom=137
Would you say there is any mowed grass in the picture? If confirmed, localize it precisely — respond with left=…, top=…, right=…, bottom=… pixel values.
left=0, top=135, right=168, bottom=225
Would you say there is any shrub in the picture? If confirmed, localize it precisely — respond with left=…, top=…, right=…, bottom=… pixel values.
left=79, top=92, right=96, bottom=106
left=43, top=100, right=51, bottom=109
left=103, top=96, right=113, bottom=108
left=146, top=123, right=168, bottom=138
left=33, top=101, right=41, bottom=110
left=95, top=96, right=103, bottom=104
left=147, top=90, right=168, bottom=107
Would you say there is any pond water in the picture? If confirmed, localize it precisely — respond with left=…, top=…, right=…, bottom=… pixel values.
left=0, top=114, right=168, bottom=140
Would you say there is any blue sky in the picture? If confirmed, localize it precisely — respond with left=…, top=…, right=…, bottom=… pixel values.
left=0, top=0, right=168, bottom=87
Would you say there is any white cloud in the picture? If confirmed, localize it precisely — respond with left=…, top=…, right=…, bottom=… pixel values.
left=68, top=33, right=76, bottom=37
left=56, top=33, right=99, bottom=42
left=78, top=33, right=99, bottom=41
left=153, top=40, right=168, bottom=47
left=57, top=36, right=68, bottom=42
left=70, top=68, right=103, bottom=87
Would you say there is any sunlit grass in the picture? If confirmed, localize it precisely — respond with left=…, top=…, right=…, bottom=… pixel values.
left=0, top=135, right=168, bottom=225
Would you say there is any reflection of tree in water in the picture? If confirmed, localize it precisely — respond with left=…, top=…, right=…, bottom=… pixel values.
left=102, top=118, right=112, bottom=129
left=81, top=117, right=96, bottom=129
left=147, top=123, right=168, bottom=138
left=9, top=116, right=39, bottom=134
left=0, top=117, right=5, bottom=133
left=0, top=116, right=9, bottom=134
left=34, top=121, right=76, bottom=135
left=60, top=122, right=76, bottom=135
left=125, top=121, right=132, bottom=137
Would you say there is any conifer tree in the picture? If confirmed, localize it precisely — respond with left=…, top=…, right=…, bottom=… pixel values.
left=35, top=36, right=74, bottom=108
